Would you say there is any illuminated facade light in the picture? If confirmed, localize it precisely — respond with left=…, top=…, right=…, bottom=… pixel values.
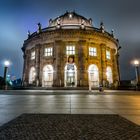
left=69, top=13, right=73, bottom=18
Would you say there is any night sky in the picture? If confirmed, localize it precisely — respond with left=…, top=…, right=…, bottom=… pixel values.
left=0, top=0, right=140, bottom=80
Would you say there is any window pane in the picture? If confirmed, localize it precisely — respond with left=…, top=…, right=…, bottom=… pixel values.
left=89, top=47, right=97, bottom=56
left=44, top=47, right=53, bottom=56
left=66, top=45, right=75, bottom=55
left=31, top=51, right=35, bottom=60
left=106, top=50, right=110, bottom=59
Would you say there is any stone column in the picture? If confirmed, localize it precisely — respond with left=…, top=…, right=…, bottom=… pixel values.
left=39, top=45, right=44, bottom=87
left=116, top=52, right=121, bottom=84
left=54, top=40, right=64, bottom=87
left=78, top=40, right=88, bottom=87
left=112, top=49, right=120, bottom=87
left=35, top=44, right=41, bottom=87
left=100, top=44, right=107, bottom=86
left=25, top=50, right=30, bottom=86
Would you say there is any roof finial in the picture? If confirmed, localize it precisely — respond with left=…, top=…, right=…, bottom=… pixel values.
left=66, top=10, right=68, bottom=14
left=81, top=19, right=85, bottom=29
left=100, top=21, right=105, bottom=33
left=56, top=18, right=61, bottom=29
left=49, top=19, right=52, bottom=26
left=27, top=30, right=31, bottom=38
left=111, top=29, right=114, bottom=37
left=37, top=23, right=42, bottom=33
left=89, top=18, right=92, bottom=25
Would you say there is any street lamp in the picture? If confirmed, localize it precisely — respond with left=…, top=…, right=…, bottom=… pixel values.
left=3, top=60, right=10, bottom=90
left=133, top=60, right=139, bottom=90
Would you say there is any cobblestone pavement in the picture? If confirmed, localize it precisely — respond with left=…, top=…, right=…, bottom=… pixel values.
left=0, top=114, right=140, bottom=140
left=0, top=90, right=140, bottom=126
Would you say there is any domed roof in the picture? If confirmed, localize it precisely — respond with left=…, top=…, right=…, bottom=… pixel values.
left=48, top=11, right=93, bottom=27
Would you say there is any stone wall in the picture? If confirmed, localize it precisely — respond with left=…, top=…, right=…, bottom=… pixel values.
left=22, top=29, right=119, bottom=87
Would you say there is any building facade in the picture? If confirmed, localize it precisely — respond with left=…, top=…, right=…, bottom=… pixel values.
left=22, top=12, right=120, bottom=88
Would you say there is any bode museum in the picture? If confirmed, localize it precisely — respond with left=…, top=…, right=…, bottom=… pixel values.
left=22, top=11, right=120, bottom=88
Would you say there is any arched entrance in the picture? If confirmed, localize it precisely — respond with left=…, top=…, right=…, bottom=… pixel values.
left=88, top=64, right=99, bottom=87
left=42, top=65, right=53, bottom=87
left=29, top=67, right=36, bottom=84
left=64, top=64, right=77, bottom=87
left=106, top=66, right=113, bottom=84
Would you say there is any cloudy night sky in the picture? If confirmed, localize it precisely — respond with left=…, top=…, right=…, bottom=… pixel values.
left=0, top=0, right=140, bottom=80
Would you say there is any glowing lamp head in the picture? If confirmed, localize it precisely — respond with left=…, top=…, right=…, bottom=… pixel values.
left=4, top=60, right=10, bottom=67
left=134, top=60, right=139, bottom=66
left=69, top=13, right=72, bottom=18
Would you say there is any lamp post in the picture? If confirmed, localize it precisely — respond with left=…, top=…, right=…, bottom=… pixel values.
left=3, top=60, right=10, bottom=90
left=134, top=60, right=139, bottom=90
left=117, top=45, right=121, bottom=86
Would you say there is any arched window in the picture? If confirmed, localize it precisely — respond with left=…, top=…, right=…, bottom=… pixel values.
left=42, top=65, right=53, bottom=87
left=29, top=67, right=36, bottom=84
left=88, top=64, right=99, bottom=87
left=64, top=63, right=77, bottom=87
left=106, top=66, right=113, bottom=84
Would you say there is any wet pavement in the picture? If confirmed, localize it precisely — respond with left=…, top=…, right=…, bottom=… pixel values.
left=0, top=90, right=140, bottom=126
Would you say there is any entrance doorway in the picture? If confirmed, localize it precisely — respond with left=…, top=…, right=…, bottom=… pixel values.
left=64, top=64, right=77, bottom=87
left=88, top=64, right=99, bottom=87
left=42, top=65, right=53, bottom=87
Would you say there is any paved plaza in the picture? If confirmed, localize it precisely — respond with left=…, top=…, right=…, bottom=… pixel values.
left=0, top=90, right=140, bottom=126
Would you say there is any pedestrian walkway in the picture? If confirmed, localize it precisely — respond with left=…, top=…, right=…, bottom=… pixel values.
left=0, top=89, right=140, bottom=95
left=0, top=91, right=140, bottom=126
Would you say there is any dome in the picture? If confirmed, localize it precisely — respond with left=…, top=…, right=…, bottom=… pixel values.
left=48, top=11, right=93, bottom=27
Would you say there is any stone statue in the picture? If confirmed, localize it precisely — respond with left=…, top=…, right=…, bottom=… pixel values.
left=100, top=22, right=105, bottom=33
left=27, top=30, right=31, bottom=38
left=111, top=29, right=114, bottom=37
left=89, top=18, right=92, bottom=25
left=37, top=23, right=42, bottom=33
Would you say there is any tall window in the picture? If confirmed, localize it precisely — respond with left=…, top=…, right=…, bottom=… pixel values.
left=66, top=46, right=75, bottom=55
left=29, top=67, right=36, bottom=84
left=89, top=47, right=97, bottom=56
left=44, top=48, right=53, bottom=56
left=31, top=51, right=35, bottom=60
left=106, top=66, right=113, bottom=84
left=106, top=50, right=111, bottom=59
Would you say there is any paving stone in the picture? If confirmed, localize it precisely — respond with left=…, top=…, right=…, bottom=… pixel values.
left=0, top=114, right=140, bottom=140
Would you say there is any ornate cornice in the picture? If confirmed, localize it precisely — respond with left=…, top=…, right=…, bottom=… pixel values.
left=22, top=28, right=118, bottom=51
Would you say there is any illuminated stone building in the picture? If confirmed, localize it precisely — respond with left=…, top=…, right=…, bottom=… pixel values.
left=22, top=11, right=120, bottom=88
